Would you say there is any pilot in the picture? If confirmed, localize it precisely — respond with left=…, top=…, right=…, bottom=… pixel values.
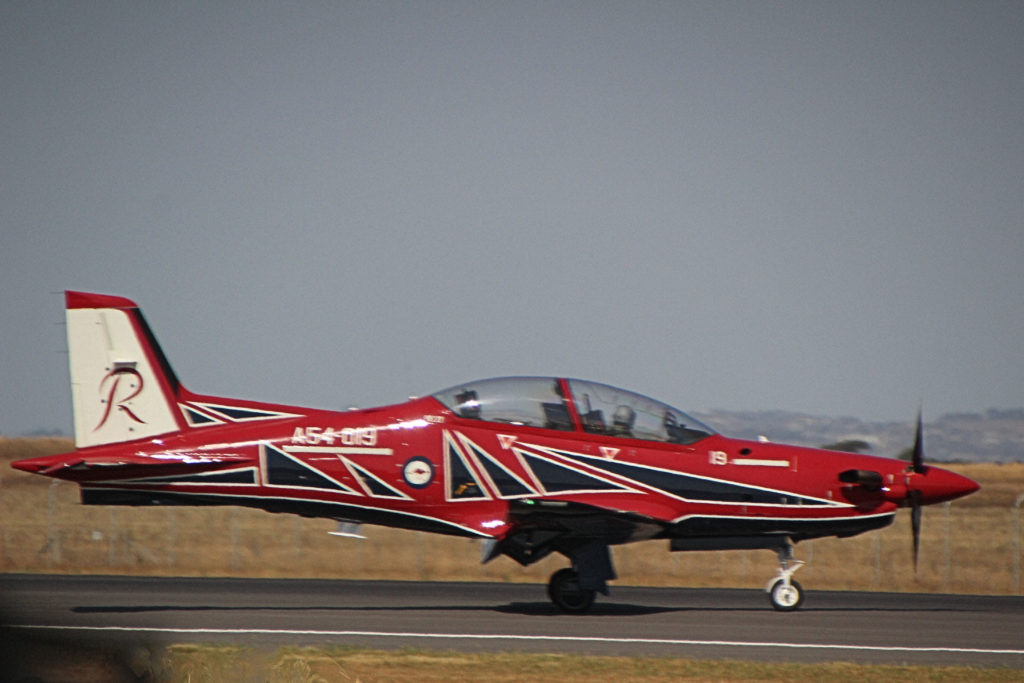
left=455, top=389, right=481, bottom=419
left=663, top=410, right=687, bottom=443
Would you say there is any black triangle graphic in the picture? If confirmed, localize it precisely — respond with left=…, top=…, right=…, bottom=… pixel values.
left=447, top=441, right=488, bottom=500
left=210, top=405, right=284, bottom=421
left=264, top=445, right=353, bottom=492
left=464, top=442, right=534, bottom=498
left=348, top=462, right=407, bottom=499
left=519, top=452, right=627, bottom=494
left=556, top=452, right=811, bottom=505
left=183, top=406, right=218, bottom=425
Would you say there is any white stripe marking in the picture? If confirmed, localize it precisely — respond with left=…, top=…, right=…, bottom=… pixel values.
left=284, top=446, right=394, bottom=456
left=8, top=625, right=1023, bottom=656
left=733, top=458, right=790, bottom=467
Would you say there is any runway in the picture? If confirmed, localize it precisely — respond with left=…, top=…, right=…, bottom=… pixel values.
left=2, top=574, right=1023, bottom=669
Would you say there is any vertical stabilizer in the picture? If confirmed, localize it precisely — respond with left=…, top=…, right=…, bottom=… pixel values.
left=65, top=291, right=183, bottom=448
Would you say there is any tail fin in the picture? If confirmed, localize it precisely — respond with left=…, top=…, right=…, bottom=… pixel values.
left=65, top=291, right=184, bottom=448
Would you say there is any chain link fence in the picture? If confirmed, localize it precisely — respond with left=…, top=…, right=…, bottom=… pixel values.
left=3, top=441, right=1022, bottom=593
left=3, top=474, right=1022, bottom=595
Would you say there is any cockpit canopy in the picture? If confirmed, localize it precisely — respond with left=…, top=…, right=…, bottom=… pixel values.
left=432, top=377, right=715, bottom=445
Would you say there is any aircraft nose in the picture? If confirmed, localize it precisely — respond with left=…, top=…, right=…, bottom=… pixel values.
left=910, top=466, right=980, bottom=504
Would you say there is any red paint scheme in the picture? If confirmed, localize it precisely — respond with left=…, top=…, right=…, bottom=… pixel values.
left=12, top=292, right=979, bottom=611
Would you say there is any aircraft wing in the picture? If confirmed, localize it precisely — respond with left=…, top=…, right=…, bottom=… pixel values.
left=483, top=498, right=669, bottom=567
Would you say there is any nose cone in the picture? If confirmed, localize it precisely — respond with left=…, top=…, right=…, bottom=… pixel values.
left=911, top=466, right=980, bottom=504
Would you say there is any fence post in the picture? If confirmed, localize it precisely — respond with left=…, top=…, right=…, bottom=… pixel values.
left=873, top=533, right=881, bottom=588
left=46, top=480, right=59, bottom=567
left=417, top=531, right=425, bottom=579
left=943, top=501, right=951, bottom=590
left=230, top=507, right=240, bottom=572
left=167, top=507, right=177, bottom=568
left=1014, top=493, right=1024, bottom=594
left=108, top=508, right=117, bottom=567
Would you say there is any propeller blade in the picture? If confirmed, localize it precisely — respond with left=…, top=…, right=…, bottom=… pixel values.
left=911, top=410, right=926, bottom=474
left=910, top=410, right=925, bottom=570
left=910, top=491, right=922, bottom=572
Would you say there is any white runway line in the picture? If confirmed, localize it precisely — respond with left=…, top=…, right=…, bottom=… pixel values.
left=9, top=624, right=1024, bottom=656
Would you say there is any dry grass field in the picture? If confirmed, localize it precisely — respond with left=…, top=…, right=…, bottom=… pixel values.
left=9, top=641, right=1020, bottom=682
left=2, top=437, right=1022, bottom=594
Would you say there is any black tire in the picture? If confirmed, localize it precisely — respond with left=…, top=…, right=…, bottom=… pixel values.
left=769, top=578, right=804, bottom=612
left=547, top=568, right=596, bottom=614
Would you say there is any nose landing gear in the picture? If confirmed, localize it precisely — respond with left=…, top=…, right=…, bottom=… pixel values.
left=766, top=542, right=805, bottom=611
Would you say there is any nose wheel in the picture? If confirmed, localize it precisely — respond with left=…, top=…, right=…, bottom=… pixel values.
left=766, top=543, right=805, bottom=611
left=768, top=577, right=804, bottom=611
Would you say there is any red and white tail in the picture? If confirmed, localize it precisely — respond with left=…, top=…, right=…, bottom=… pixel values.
left=65, top=291, right=184, bottom=448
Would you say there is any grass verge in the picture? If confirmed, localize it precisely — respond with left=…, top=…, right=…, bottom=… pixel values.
left=4, top=642, right=1022, bottom=683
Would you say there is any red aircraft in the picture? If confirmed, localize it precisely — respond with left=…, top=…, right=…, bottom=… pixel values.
left=13, top=291, right=979, bottom=612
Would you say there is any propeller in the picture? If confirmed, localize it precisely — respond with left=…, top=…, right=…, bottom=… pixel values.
left=842, top=410, right=977, bottom=573
left=909, top=410, right=927, bottom=571
left=911, top=409, right=926, bottom=474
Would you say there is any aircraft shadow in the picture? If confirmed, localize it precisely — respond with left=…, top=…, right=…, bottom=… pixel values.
left=71, top=602, right=961, bottom=616
left=72, top=603, right=684, bottom=616
left=498, top=603, right=962, bottom=615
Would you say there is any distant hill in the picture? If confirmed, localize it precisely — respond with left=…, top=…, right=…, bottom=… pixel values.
left=692, top=408, right=1024, bottom=463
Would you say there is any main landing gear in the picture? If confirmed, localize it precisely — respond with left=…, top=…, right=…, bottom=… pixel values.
left=547, top=568, right=597, bottom=613
left=545, top=542, right=614, bottom=613
left=766, top=543, right=805, bottom=611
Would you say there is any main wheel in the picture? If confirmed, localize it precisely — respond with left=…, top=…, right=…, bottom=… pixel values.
left=768, top=578, right=804, bottom=612
left=547, top=568, right=596, bottom=614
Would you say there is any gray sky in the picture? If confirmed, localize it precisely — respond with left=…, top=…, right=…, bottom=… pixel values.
left=2, top=1, right=1022, bottom=436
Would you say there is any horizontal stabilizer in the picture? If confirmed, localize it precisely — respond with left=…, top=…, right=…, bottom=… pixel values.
left=12, top=452, right=250, bottom=478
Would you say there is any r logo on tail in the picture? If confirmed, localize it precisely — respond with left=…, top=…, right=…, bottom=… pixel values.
left=95, top=365, right=147, bottom=431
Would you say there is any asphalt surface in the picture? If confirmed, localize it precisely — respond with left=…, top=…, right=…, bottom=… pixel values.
left=2, top=574, right=1023, bottom=670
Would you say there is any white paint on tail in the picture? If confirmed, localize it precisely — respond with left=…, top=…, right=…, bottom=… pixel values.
left=66, top=303, right=179, bottom=447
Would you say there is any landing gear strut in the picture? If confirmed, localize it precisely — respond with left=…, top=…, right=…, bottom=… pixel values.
left=766, top=542, right=805, bottom=611
left=546, top=542, right=613, bottom=613
left=547, top=568, right=597, bottom=613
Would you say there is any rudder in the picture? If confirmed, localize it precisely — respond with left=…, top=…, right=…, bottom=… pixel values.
left=65, top=291, right=184, bottom=448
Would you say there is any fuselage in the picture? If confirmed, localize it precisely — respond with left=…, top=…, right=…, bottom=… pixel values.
left=13, top=382, right=978, bottom=548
